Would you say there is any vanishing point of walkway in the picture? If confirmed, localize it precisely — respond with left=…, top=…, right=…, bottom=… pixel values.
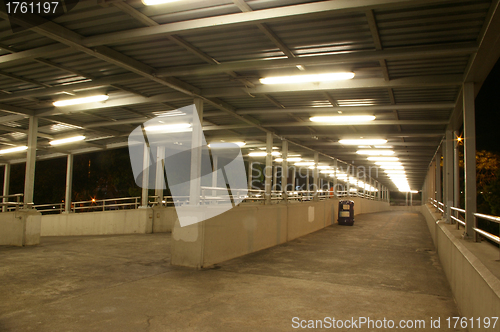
left=0, top=211, right=463, bottom=331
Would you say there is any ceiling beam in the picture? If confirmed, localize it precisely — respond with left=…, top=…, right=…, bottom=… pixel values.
left=83, top=0, right=429, bottom=47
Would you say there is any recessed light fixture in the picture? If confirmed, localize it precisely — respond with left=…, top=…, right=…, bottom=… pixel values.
left=367, top=157, right=399, bottom=161
left=356, top=150, right=394, bottom=156
left=0, top=146, right=28, bottom=154
left=142, top=0, right=181, bottom=5
left=260, top=72, right=355, bottom=85
left=339, top=139, right=387, bottom=145
left=310, top=115, right=375, bottom=124
left=50, top=135, right=86, bottom=146
left=53, top=95, right=109, bottom=107
left=145, top=123, right=192, bottom=133
left=208, top=142, right=246, bottom=148
left=295, top=162, right=315, bottom=166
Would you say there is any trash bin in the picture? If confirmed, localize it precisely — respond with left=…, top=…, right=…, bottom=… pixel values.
left=338, top=200, right=354, bottom=226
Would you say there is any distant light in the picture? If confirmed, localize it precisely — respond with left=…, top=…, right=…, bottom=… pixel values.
left=53, top=95, right=108, bottom=107
left=357, top=150, right=394, bottom=156
left=0, top=146, right=28, bottom=154
left=260, top=72, right=355, bottom=85
left=50, top=135, right=86, bottom=146
left=457, top=137, right=463, bottom=142
left=145, top=123, right=191, bottom=133
left=310, top=115, right=375, bottom=124
left=339, top=139, right=387, bottom=145
left=142, top=0, right=182, bottom=5
left=208, top=142, right=245, bottom=148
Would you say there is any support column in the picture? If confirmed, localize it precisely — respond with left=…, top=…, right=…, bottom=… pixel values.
left=281, top=140, right=288, bottom=202
left=189, top=98, right=204, bottom=206
left=347, top=166, right=351, bottom=197
left=435, top=149, right=442, bottom=203
left=24, top=116, right=38, bottom=208
left=2, top=163, right=10, bottom=212
left=272, top=163, right=278, bottom=191
left=64, top=154, right=73, bottom=213
left=155, top=146, right=165, bottom=206
left=141, top=142, right=150, bottom=207
left=306, top=169, right=310, bottom=198
left=265, top=132, right=273, bottom=204
left=247, top=161, right=253, bottom=190
left=211, top=155, right=218, bottom=198
left=454, top=130, right=460, bottom=210
left=291, top=168, right=296, bottom=192
left=463, top=82, right=477, bottom=240
left=313, top=153, right=319, bottom=201
left=444, top=130, right=454, bottom=222
left=333, top=159, right=337, bottom=197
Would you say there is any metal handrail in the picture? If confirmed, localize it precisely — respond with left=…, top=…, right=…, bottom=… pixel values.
left=473, top=213, right=500, bottom=245
left=1, top=193, right=24, bottom=212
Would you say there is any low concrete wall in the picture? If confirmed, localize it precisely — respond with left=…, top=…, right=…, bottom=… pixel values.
left=422, top=204, right=500, bottom=331
left=40, top=208, right=153, bottom=236
left=152, top=206, right=176, bottom=233
left=0, top=210, right=41, bottom=246
left=171, top=198, right=390, bottom=268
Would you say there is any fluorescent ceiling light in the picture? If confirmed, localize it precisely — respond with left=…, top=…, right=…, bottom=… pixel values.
left=208, top=142, right=246, bottom=148
left=50, top=135, right=85, bottom=146
left=53, top=95, right=109, bottom=107
left=145, top=123, right=191, bottom=133
left=339, top=139, right=387, bottom=145
left=142, top=0, right=181, bottom=5
left=320, top=170, right=334, bottom=174
left=380, top=165, right=404, bottom=169
left=310, top=115, right=375, bottom=124
left=0, top=146, right=28, bottom=154
left=249, top=151, right=280, bottom=157
left=259, top=146, right=278, bottom=150
left=295, top=162, right=315, bottom=166
left=275, top=157, right=302, bottom=162
left=368, top=157, right=399, bottom=161
left=356, top=150, right=394, bottom=156
left=260, top=72, right=354, bottom=85
left=375, top=161, right=402, bottom=166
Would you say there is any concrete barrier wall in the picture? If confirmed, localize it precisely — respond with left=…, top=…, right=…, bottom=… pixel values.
left=171, top=198, right=390, bottom=268
left=422, top=204, right=500, bottom=331
left=40, top=208, right=153, bottom=236
left=152, top=206, right=176, bottom=233
left=0, top=210, right=41, bottom=246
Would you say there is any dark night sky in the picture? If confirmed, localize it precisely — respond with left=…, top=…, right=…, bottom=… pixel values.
left=475, top=57, right=500, bottom=153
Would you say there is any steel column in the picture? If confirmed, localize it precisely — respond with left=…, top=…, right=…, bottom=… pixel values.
left=140, top=142, right=150, bottom=207
left=313, top=153, right=319, bottom=201
left=2, top=163, right=10, bottom=212
left=189, top=98, right=204, bottom=206
left=435, top=149, right=442, bottom=203
left=281, top=140, right=288, bottom=201
left=24, top=116, right=38, bottom=208
left=454, top=130, right=460, bottom=210
left=247, top=161, right=253, bottom=190
left=155, top=146, right=165, bottom=206
left=64, top=154, right=74, bottom=213
left=444, top=130, right=454, bottom=222
left=463, top=82, right=477, bottom=240
left=265, top=132, right=272, bottom=204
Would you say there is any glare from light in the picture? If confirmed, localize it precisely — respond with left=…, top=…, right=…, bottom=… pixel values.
left=380, top=165, right=404, bottom=169
left=310, top=115, right=376, bottom=124
left=50, top=135, right=86, bottom=146
left=142, top=0, right=181, bottom=5
left=384, top=169, right=406, bottom=174
left=53, top=95, right=109, bottom=107
left=0, top=146, right=28, bottom=154
left=339, top=139, right=387, bottom=145
left=356, top=150, right=394, bottom=156
left=367, top=157, right=399, bottom=161
left=275, top=157, right=302, bottom=162
left=260, top=72, right=355, bottom=85
left=144, top=123, right=192, bottom=133
left=320, top=170, right=334, bottom=174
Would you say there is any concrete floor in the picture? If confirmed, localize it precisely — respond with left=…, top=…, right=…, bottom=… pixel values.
left=0, top=211, right=464, bottom=331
